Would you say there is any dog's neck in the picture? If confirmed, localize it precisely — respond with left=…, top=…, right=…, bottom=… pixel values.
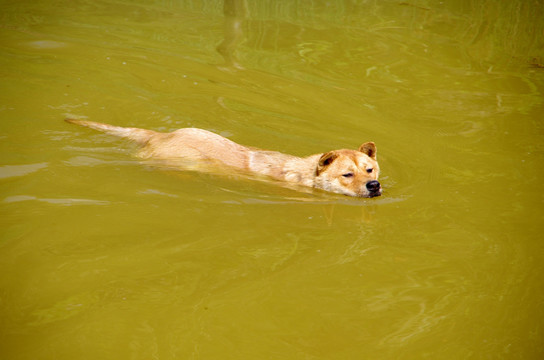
left=246, top=150, right=321, bottom=186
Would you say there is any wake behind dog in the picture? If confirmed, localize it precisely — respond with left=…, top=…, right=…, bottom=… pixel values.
left=65, top=119, right=382, bottom=198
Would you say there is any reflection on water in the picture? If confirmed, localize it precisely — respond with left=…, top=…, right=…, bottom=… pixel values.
left=0, top=163, right=48, bottom=179
left=1, top=0, right=543, bottom=359
left=216, top=0, right=248, bottom=69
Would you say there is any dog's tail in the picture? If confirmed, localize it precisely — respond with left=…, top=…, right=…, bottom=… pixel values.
left=65, top=118, right=155, bottom=144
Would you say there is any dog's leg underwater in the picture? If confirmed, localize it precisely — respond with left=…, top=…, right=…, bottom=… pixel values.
left=65, top=118, right=155, bottom=144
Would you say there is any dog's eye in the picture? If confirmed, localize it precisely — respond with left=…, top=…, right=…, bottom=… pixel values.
left=366, top=168, right=373, bottom=173
left=342, top=173, right=354, bottom=178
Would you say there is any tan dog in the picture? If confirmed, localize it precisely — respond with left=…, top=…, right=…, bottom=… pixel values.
left=65, top=119, right=382, bottom=197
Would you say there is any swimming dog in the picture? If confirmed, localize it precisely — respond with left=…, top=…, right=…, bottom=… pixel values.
left=65, top=119, right=382, bottom=197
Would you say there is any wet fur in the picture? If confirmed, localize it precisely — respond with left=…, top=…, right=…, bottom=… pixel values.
left=65, top=119, right=382, bottom=197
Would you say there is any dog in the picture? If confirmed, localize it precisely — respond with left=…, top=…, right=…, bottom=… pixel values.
left=65, top=119, right=382, bottom=198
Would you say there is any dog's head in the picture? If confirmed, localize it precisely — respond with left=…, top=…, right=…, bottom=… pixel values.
left=314, top=142, right=381, bottom=198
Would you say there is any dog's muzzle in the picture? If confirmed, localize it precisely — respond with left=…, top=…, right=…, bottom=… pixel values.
left=366, top=180, right=382, bottom=197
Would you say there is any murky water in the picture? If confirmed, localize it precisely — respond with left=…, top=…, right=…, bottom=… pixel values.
left=1, top=0, right=543, bottom=359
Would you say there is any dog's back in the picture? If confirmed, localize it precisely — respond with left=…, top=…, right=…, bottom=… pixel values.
left=66, top=119, right=250, bottom=168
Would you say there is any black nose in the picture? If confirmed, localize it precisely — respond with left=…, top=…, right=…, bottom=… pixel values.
left=366, top=180, right=381, bottom=192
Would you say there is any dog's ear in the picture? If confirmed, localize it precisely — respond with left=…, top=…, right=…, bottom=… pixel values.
left=316, top=151, right=338, bottom=175
left=358, top=142, right=377, bottom=160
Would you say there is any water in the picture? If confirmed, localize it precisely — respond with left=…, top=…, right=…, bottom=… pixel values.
left=1, top=0, right=543, bottom=359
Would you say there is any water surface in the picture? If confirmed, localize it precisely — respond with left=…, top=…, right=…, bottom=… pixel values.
left=1, top=0, right=543, bottom=359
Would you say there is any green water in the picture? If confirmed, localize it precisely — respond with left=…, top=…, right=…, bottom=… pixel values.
left=1, top=0, right=543, bottom=359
